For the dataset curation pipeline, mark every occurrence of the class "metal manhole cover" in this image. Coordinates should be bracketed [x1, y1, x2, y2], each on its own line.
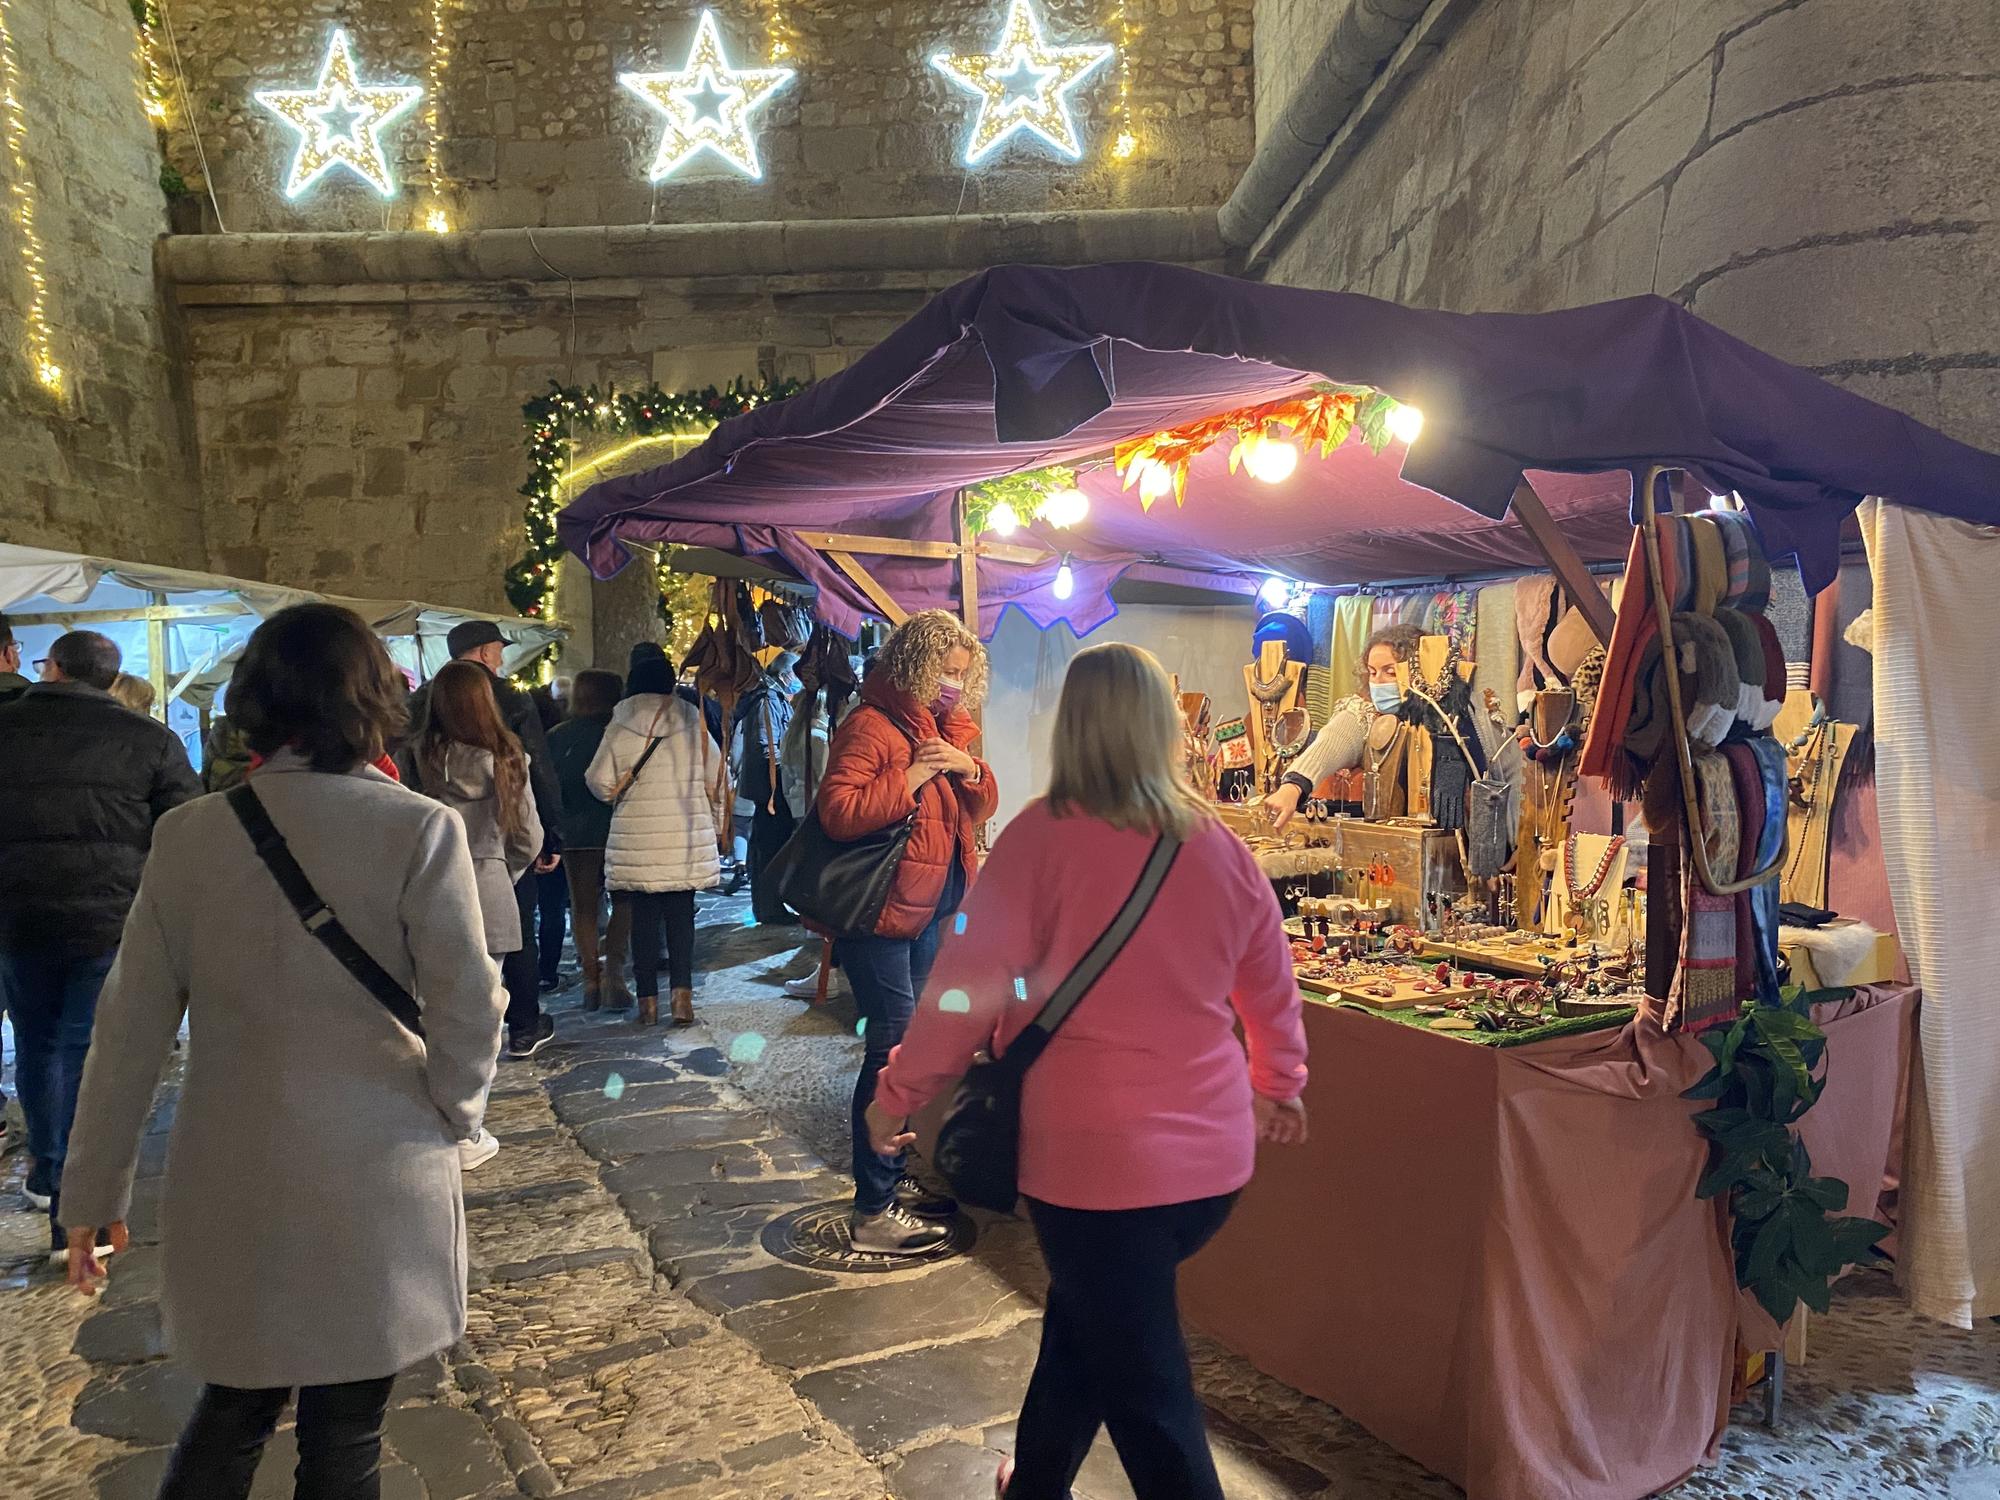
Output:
[761, 1200, 977, 1274]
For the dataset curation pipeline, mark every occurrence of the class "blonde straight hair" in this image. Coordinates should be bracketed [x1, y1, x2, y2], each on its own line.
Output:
[1046, 642, 1214, 840]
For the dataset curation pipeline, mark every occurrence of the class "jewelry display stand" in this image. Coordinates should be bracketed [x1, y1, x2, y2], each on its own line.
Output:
[1243, 639, 1304, 794]
[1546, 833, 1629, 943]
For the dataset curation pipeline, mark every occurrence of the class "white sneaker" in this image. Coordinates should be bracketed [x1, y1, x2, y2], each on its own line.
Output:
[458, 1129, 500, 1171]
[784, 968, 845, 1000]
[24, 1186, 51, 1211]
[48, 1239, 117, 1269]
[849, 1203, 951, 1255]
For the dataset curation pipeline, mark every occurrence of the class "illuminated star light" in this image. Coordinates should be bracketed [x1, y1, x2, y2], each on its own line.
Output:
[931, 0, 1114, 165]
[619, 10, 794, 182]
[254, 28, 423, 200]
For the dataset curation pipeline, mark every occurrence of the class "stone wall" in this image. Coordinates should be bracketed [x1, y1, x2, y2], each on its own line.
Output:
[0, 0, 202, 566]
[1252, 0, 2000, 455]
[158, 0, 1253, 234]
[167, 208, 1225, 617]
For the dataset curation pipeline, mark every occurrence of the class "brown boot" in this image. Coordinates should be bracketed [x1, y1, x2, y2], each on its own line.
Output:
[671, 988, 695, 1027]
[636, 994, 659, 1027]
[606, 976, 633, 1012]
[582, 974, 603, 1012]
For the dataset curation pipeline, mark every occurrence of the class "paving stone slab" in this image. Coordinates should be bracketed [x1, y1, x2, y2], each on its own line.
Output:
[794, 1322, 1043, 1456]
[100, 1244, 162, 1308]
[479, 1244, 648, 1286]
[685, 1262, 842, 1315]
[574, 1108, 774, 1163]
[724, 1257, 1034, 1372]
[382, 1402, 515, 1500]
[72, 1360, 203, 1443]
[95, 1444, 425, 1500]
[589, 1141, 775, 1193]
[73, 1301, 167, 1365]
[723, 1428, 821, 1472]
[125, 1177, 164, 1244]
[673, 1046, 731, 1077]
[646, 1204, 774, 1267]
[549, 1079, 722, 1127]
[391, 1351, 452, 1406]
[614, 1172, 845, 1226]
[544, 1057, 679, 1097]
[461, 1177, 596, 1213]
[888, 1438, 1003, 1500]
[558, 1458, 724, 1498]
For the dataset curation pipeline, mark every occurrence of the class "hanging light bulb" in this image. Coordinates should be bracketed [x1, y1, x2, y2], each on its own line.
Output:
[1387, 403, 1425, 444]
[1237, 430, 1299, 484]
[1259, 575, 1293, 609]
[1053, 557, 1075, 600]
[989, 502, 1021, 537]
[1041, 486, 1090, 528]
[1134, 458, 1173, 506]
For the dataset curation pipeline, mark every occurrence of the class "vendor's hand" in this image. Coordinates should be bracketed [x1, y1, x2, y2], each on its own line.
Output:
[864, 1100, 916, 1158]
[65, 1222, 128, 1295]
[1266, 782, 1304, 834]
[534, 852, 561, 875]
[1253, 1095, 1309, 1146]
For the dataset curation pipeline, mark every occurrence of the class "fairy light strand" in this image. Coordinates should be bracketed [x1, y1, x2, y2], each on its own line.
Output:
[0, 0, 61, 392]
[1110, 0, 1136, 159]
[133, 0, 170, 123]
[762, 0, 795, 62]
[423, 0, 451, 230]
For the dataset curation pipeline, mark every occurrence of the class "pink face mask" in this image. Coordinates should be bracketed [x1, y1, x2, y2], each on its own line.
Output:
[932, 678, 964, 717]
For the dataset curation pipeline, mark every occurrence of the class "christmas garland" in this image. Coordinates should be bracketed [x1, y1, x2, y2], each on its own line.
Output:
[505, 376, 806, 671]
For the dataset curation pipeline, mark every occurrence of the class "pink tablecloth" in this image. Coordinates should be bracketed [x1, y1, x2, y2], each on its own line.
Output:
[1178, 984, 1916, 1500]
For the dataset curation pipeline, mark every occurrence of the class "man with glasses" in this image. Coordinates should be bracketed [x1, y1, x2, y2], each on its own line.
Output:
[0, 615, 27, 705]
[0, 630, 199, 1260]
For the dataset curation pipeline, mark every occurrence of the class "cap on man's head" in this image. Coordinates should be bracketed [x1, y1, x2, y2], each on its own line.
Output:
[447, 620, 507, 658]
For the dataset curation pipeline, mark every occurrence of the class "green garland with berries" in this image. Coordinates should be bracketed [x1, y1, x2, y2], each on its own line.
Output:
[505, 377, 808, 660]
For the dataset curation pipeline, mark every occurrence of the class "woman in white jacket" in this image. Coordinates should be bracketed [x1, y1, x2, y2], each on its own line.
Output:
[586, 651, 720, 1026]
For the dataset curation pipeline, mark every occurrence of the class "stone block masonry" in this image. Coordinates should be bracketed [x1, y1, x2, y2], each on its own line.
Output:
[157, 0, 1254, 235]
[1251, 0, 2000, 458]
[0, 0, 204, 567]
[168, 208, 1224, 616]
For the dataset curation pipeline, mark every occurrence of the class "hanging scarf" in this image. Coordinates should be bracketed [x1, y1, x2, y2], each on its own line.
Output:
[1664, 752, 1743, 1034]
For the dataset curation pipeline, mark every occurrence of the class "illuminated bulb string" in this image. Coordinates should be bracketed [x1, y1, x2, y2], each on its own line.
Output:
[422, 0, 452, 230]
[1109, 0, 1136, 159]
[133, 1, 170, 122]
[0, 0, 60, 392]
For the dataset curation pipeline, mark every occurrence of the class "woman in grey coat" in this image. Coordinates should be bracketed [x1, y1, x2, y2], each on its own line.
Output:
[61, 604, 506, 1500]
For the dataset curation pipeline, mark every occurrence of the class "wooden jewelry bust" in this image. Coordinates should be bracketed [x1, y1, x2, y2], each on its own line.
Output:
[1243, 639, 1304, 794]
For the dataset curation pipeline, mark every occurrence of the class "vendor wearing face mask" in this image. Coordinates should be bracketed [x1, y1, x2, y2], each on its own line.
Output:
[1265, 624, 1422, 833]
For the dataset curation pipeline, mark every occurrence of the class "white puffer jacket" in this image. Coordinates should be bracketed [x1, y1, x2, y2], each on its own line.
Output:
[585, 693, 722, 893]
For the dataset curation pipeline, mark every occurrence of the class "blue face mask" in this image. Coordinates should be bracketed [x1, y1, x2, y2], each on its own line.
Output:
[1369, 681, 1404, 711]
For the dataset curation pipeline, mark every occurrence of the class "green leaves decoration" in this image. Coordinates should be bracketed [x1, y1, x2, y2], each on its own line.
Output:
[1681, 986, 1889, 1325]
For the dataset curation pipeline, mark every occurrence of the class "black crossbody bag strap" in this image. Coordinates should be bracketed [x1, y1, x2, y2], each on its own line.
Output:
[1006, 831, 1183, 1070]
[227, 783, 426, 1040]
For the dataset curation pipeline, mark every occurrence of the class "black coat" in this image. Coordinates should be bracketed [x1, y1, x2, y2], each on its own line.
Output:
[732, 680, 794, 810]
[399, 667, 562, 853]
[0, 683, 201, 957]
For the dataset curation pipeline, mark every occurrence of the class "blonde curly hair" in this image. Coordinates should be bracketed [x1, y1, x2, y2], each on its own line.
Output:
[875, 608, 988, 712]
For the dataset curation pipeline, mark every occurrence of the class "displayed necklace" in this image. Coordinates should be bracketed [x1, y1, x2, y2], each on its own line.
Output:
[1249, 656, 1296, 704]
[1410, 626, 1464, 706]
[1564, 833, 1626, 904]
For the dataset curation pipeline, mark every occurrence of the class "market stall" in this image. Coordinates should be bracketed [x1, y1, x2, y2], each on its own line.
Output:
[557, 261, 2000, 1495]
[0, 543, 562, 768]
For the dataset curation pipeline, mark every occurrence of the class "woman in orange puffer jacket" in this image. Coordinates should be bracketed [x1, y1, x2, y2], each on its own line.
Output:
[817, 609, 998, 1255]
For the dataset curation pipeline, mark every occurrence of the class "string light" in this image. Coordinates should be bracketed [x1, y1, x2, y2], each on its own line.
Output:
[761, 0, 796, 63]
[1041, 486, 1090, 527]
[931, 0, 1113, 165]
[0, 0, 60, 393]
[1108, 0, 1136, 160]
[1387, 403, 1425, 444]
[254, 28, 423, 200]
[988, 502, 1021, 537]
[620, 10, 794, 182]
[421, 0, 452, 230]
[1053, 557, 1075, 600]
[132, 0, 170, 122]
[1236, 430, 1299, 484]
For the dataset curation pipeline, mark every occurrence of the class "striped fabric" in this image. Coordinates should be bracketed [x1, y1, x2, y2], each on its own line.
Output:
[1860, 499, 2000, 1327]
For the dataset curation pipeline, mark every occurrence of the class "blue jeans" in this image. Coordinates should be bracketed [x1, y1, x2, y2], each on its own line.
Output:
[0, 947, 116, 1247]
[841, 862, 965, 1216]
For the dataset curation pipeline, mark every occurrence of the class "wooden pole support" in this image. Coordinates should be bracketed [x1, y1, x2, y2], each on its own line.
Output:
[1511, 478, 1615, 645]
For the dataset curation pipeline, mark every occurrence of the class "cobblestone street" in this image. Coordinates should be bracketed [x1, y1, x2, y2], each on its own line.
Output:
[3, 890, 1997, 1499]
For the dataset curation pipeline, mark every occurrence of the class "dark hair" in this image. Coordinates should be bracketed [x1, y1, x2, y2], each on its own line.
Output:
[625, 655, 675, 698]
[228, 604, 409, 772]
[420, 661, 530, 843]
[0, 614, 14, 651]
[1357, 623, 1423, 694]
[571, 669, 622, 717]
[50, 631, 122, 690]
[530, 684, 565, 731]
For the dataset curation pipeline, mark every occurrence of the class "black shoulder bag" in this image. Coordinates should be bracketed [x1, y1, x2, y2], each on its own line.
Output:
[767, 707, 920, 939]
[933, 832, 1182, 1212]
[227, 784, 425, 1039]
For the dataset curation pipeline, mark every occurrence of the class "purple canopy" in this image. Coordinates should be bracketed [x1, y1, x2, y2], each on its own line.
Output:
[561, 262, 2000, 637]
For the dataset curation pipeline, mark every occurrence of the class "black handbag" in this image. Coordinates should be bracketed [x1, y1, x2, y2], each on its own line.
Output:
[933, 832, 1182, 1212]
[227, 784, 425, 1039]
[766, 706, 918, 939]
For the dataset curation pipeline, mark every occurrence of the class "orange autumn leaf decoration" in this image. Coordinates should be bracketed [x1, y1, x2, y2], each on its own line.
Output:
[1113, 384, 1394, 509]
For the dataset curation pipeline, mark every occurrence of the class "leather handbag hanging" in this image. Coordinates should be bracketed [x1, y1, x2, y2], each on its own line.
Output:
[933, 833, 1183, 1212]
[765, 706, 919, 938]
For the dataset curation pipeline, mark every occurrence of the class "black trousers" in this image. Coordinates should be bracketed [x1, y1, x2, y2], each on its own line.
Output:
[629, 889, 696, 996]
[502, 873, 539, 1036]
[533, 867, 569, 986]
[747, 797, 797, 923]
[159, 1376, 396, 1500]
[1008, 1194, 1237, 1500]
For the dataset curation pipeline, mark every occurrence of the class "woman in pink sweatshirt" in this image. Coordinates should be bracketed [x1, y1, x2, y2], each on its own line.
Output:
[866, 641, 1309, 1500]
